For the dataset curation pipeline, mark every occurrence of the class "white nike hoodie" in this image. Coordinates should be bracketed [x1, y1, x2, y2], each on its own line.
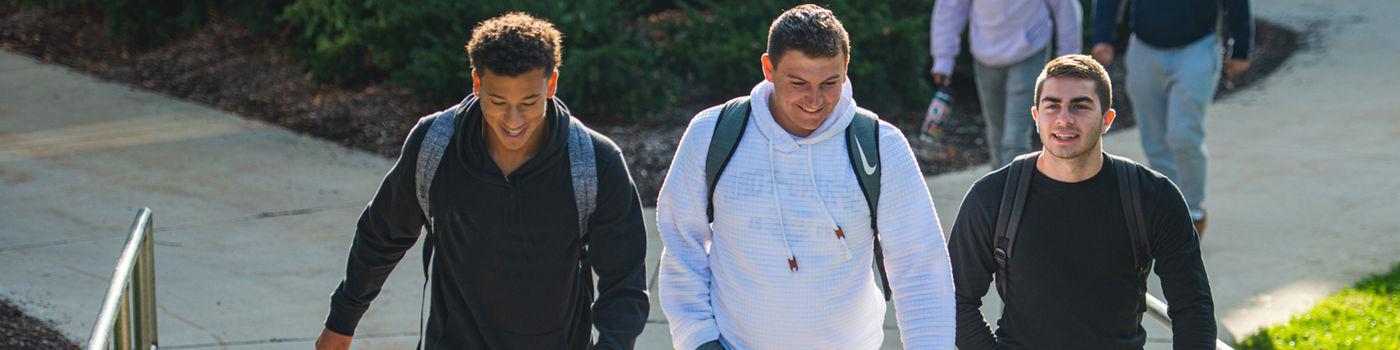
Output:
[657, 80, 955, 349]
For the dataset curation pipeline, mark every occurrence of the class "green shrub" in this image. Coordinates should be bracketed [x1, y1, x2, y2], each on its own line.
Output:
[276, 1, 958, 122]
[40, 0, 1106, 124]
[277, 0, 675, 119]
[25, 0, 291, 48]
[644, 1, 940, 119]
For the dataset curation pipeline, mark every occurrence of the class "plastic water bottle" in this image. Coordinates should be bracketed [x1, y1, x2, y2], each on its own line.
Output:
[920, 88, 954, 142]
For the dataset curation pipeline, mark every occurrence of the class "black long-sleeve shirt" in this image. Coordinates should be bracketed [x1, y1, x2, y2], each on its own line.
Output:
[949, 154, 1215, 349]
[1093, 0, 1254, 59]
[325, 97, 649, 349]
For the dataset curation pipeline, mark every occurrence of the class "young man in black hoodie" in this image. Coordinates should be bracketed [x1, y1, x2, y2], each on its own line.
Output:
[315, 13, 649, 350]
[949, 55, 1215, 349]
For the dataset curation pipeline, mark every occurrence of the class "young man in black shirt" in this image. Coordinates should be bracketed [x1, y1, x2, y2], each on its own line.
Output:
[315, 13, 649, 350]
[949, 54, 1215, 349]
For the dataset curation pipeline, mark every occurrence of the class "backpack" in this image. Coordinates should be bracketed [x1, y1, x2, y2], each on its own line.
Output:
[991, 151, 1152, 320]
[703, 96, 893, 300]
[411, 95, 599, 344]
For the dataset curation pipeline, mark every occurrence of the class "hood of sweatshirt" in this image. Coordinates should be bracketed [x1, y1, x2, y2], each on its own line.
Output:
[455, 95, 572, 185]
[748, 79, 857, 151]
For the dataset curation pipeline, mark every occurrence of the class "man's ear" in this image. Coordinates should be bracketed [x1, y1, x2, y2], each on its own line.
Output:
[1030, 105, 1039, 123]
[546, 70, 559, 98]
[471, 69, 481, 95]
[761, 53, 775, 82]
[1102, 108, 1117, 134]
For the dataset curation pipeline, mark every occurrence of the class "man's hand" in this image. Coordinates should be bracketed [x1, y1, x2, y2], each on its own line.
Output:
[1091, 43, 1115, 66]
[930, 72, 950, 87]
[1224, 58, 1250, 80]
[315, 328, 352, 350]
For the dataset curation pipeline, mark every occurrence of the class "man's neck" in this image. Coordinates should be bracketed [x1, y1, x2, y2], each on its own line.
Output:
[489, 147, 533, 177]
[1036, 149, 1105, 183]
[485, 120, 548, 177]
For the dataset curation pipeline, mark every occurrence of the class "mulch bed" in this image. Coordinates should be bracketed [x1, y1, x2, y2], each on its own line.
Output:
[0, 299, 79, 350]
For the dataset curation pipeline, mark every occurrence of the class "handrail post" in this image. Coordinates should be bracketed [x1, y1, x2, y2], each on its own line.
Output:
[114, 294, 131, 350]
[133, 217, 157, 350]
[129, 247, 143, 350]
[86, 208, 158, 350]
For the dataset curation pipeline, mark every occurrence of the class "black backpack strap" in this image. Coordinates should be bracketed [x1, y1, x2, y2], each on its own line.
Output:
[845, 108, 890, 300]
[704, 97, 753, 223]
[1110, 154, 1152, 318]
[1110, 155, 1151, 274]
[993, 152, 1039, 298]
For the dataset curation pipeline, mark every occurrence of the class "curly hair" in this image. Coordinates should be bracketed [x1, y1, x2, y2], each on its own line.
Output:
[1035, 54, 1113, 112]
[466, 12, 563, 77]
[766, 4, 850, 67]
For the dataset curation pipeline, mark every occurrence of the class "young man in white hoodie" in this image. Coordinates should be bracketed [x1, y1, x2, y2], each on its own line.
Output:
[657, 4, 955, 349]
[931, 0, 1082, 168]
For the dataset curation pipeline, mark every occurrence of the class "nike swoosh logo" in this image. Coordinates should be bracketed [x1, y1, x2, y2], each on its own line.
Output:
[855, 137, 877, 175]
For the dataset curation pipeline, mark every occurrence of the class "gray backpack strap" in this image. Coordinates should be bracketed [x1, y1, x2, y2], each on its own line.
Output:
[563, 98, 598, 286]
[845, 109, 890, 300]
[415, 96, 476, 219]
[993, 151, 1040, 299]
[704, 97, 753, 223]
[567, 113, 598, 238]
[410, 95, 473, 349]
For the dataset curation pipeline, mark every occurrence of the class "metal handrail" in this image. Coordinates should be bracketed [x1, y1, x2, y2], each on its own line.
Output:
[1146, 293, 1232, 350]
[86, 208, 159, 350]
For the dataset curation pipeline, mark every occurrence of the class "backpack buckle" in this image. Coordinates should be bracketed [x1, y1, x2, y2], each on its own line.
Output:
[993, 248, 1008, 267]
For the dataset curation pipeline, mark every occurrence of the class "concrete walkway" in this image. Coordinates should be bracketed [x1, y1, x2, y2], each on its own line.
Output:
[2, 1, 1397, 348]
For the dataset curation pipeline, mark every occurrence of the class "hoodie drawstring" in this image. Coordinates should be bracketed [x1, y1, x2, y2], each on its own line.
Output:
[769, 143, 799, 273]
[806, 147, 854, 261]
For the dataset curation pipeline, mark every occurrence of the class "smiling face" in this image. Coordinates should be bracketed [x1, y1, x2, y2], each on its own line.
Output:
[762, 50, 847, 137]
[1032, 76, 1115, 161]
[472, 68, 557, 159]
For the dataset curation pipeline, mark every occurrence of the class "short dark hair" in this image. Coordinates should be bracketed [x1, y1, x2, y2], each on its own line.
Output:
[766, 4, 850, 66]
[466, 12, 562, 77]
[1035, 54, 1113, 112]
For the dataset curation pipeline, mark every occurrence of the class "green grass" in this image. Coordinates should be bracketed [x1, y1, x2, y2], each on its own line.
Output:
[1238, 262, 1400, 349]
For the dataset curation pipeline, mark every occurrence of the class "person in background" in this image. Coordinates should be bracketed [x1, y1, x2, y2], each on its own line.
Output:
[931, 0, 1083, 168]
[1092, 0, 1254, 238]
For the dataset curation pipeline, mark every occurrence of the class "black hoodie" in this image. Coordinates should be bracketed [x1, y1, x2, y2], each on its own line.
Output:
[325, 96, 649, 349]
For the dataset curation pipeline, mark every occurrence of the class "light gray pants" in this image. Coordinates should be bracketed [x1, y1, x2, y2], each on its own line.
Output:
[1125, 34, 1221, 217]
[974, 48, 1049, 168]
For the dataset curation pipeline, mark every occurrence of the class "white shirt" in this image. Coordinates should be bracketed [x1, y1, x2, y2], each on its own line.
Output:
[930, 0, 1083, 75]
[657, 81, 955, 349]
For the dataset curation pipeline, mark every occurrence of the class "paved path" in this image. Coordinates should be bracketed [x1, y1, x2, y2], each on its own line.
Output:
[2, 1, 1397, 348]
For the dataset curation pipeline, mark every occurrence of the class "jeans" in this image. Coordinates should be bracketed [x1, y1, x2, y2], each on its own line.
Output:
[1125, 34, 1221, 217]
[974, 47, 1049, 168]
